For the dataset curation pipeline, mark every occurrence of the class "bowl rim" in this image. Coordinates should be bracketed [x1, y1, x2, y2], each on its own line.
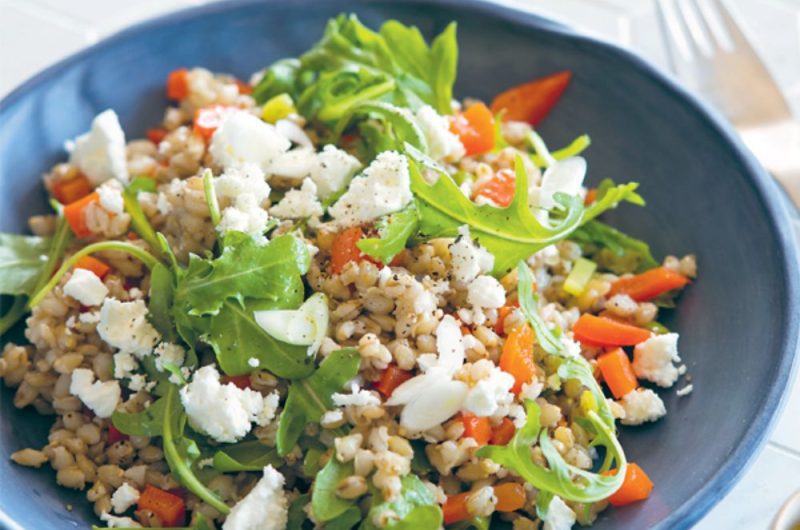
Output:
[1, 1, 798, 529]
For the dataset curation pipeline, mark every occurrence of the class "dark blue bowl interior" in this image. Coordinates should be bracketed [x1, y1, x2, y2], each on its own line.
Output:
[1, 1, 798, 529]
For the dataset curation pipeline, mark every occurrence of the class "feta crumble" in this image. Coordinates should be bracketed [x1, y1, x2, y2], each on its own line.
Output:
[448, 225, 495, 285]
[97, 181, 125, 214]
[462, 361, 515, 417]
[210, 112, 291, 172]
[69, 368, 121, 418]
[633, 333, 681, 388]
[414, 105, 465, 162]
[68, 109, 129, 185]
[110, 483, 140, 514]
[269, 178, 324, 219]
[63, 269, 109, 307]
[100, 513, 142, 528]
[97, 299, 161, 358]
[543, 495, 577, 530]
[154, 342, 186, 372]
[329, 151, 412, 227]
[180, 365, 279, 443]
[217, 194, 271, 237]
[467, 275, 506, 310]
[332, 383, 381, 408]
[222, 465, 288, 530]
[619, 388, 667, 426]
[112, 352, 138, 380]
[313, 145, 362, 198]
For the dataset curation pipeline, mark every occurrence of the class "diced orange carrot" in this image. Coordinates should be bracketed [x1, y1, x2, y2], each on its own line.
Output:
[63, 192, 100, 238]
[606, 463, 654, 506]
[442, 492, 472, 525]
[499, 324, 536, 394]
[572, 314, 651, 347]
[147, 128, 168, 144]
[490, 71, 572, 125]
[221, 374, 252, 390]
[374, 364, 413, 397]
[52, 174, 92, 205]
[193, 105, 235, 140]
[494, 482, 526, 512]
[495, 305, 515, 336]
[596, 348, 638, 399]
[609, 266, 690, 302]
[74, 256, 111, 280]
[166, 68, 189, 101]
[474, 168, 516, 207]
[330, 226, 381, 274]
[462, 413, 492, 446]
[138, 484, 186, 527]
[235, 79, 253, 95]
[449, 102, 495, 156]
[490, 417, 516, 446]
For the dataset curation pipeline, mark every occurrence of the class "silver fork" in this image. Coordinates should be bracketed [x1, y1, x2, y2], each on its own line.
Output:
[656, 0, 800, 206]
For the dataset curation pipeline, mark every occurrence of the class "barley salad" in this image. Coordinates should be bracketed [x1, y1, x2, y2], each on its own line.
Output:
[0, 14, 696, 530]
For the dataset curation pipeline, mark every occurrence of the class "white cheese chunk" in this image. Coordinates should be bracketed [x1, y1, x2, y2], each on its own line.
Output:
[97, 299, 161, 358]
[210, 111, 291, 171]
[63, 268, 109, 307]
[414, 105, 465, 162]
[543, 496, 576, 530]
[222, 465, 288, 530]
[68, 109, 129, 185]
[113, 352, 138, 380]
[180, 365, 279, 443]
[217, 194, 271, 237]
[111, 483, 140, 514]
[215, 163, 271, 205]
[632, 333, 681, 388]
[619, 388, 667, 426]
[270, 178, 324, 219]
[329, 151, 412, 227]
[467, 275, 506, 310]
[448, 225, 495, 285]
[154, 342, 186, 372]
[97, 181, 125, 214]
[100, 513, 142, 528]
[313, 145, 362, 199]
[462, 362, 515, 417]
[331, 383, 381, 408]
[69, 368, 120, 418]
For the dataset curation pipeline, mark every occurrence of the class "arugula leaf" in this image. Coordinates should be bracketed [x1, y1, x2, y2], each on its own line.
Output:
[148, 262, 177, 342]
[288, 493, 313, 530]
[325, 507, 362, 530]
[332, 101, 428, 158]
[516, 263, 561, 355]
[450, 517, 492, 530]
[570, 220, 658, 274]
[583, 178, 644, 223]
[255, 15, 458, 121]
[531, 134, 591, 167]
[123, 177, 164, 260]
[276, 348, 361, 455]
[361, 475, 443, 530]
[311, 457, 356, 521]
[410, 155, 584, 275]
[162, 385, 230, 514]
[0, 233, 52, 296]
[302, 446, 325, 477]
[357, 203, 419, 264]
[212, 440, 281, 472]
[171, 233, 314, 378]
[111, 396, 168, 437]
[91, 512, 216, 530]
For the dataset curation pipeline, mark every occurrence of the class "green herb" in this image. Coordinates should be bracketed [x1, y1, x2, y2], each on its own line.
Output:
[302, 446, 325, 477]
[516, 263, 561, 355]
[162, 385, 230, 514]
[254, 15, 458, 122]
[531, 134, 591, 167]
[288, 493, 313, 530]
[148, 262, 178, 342]
[276, 348, 361, 455]
[492, 110, 508, 152]
[644, 321, 670, 334]
[0, 233, 53, 296]
[123, 177, 165, 260]
[361, 475, 443, 530]
[583, 178, 644, 223]
[571, 220, 658, 274]
[410, 155, 584, 275]
[357, 203, 420, 264]
[332, 101, 428, 159]
[91, 512, 216, 530]
[202, 169, 221, 226]
[562, 257, 597, 296]
[410, 439, 433, 475]
[212, 440, 281, 472]
[449, 516, 492, 530]
[111, 395, 168, 437]
[311, 457, 356, 522]
[171, 233, 314, 378]
[325, 507, 362, 530]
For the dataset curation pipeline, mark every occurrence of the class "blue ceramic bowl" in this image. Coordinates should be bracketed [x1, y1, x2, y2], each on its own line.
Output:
[1, 1, 798, 529]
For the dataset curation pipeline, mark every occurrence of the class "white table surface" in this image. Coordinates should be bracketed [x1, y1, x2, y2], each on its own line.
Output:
[1, 0, 799, 528]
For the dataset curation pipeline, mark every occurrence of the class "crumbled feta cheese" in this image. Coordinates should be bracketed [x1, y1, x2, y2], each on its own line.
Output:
[313, 145, 362, 198]
[467, 275, 506, 310]
[97, 299, 161, 358]
[215, 163, 271, 205]
[462, 363, 515, 417]
[449, 225, 495, 285]
[154, 342, 186, 372]
[275, 119, 313, 149]
[222, 465, 288, 530]
[210, 112, 291, 171]
[434, 315, 466, 375]
[217, 194, 271, 237]
[543, 496, 576, 530]
[100, 513, 142, 528]
[332, 383, 381, 408]
[320, 409, 344, 426]
[632, 333, 681, 388]
[414, 105, 465, 162]
[69, 368, 121, 418]
[63, 269, 109, 307]
[79, 310, 101, 324]
[97, 180, 125, 214]
[268, 148, 319, 180]
[111, 483, 140, 514]
[156, 191, 173, 215]
[329, 151, 412, 227]
[519, 381, 544, 401]
[113, 352, 138, 380]
[619, 388, 667, 426]
[269, 178, 323, 219]
[180, 365, 279, 443]
[127, 374, 148, 392]
[68, 109, 129, 185]
[248, 357, 260, 368]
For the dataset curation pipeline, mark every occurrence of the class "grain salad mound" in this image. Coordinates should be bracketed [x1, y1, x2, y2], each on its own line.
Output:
[0, 14, 696, 530]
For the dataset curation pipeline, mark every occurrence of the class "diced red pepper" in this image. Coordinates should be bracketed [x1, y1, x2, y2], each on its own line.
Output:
[52, 174, 92, 205]
[138, 484, 186, 527]
[147, 128, 168, 144]
[374, 364, 413, 397]
[193, 105, 235, 140]
[490, 71, 572, 125]
[474, 168, 516, 207]
[442, 492, 472, 525]
[490, 417, 516, 445]
[75, 256, 111, 280]
[461, 413, 492, 446]
[107, 425, 128, 445]
[63, 191, 100, 238]
[222, 374, 252, 390]
[572, 314, 652, 347]
[608, 266, 690, 302]
[605, 463, 654, 506]
[330, 226, 381, 274]
[166, 68, 189, 101]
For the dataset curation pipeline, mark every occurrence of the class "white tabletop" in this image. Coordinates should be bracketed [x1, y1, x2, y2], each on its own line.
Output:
[1, 0, 799, 528]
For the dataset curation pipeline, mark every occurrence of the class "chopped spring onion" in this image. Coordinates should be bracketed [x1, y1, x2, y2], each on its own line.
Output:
[644, 321, 670, 334]
[253, 292, 329, 356]
[202, 168, 220, 226]
[563, 257, 597, 296]
[532, 134, 591, 167]
[261, 93, 297, 123]
[527, 130, 555, 167]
